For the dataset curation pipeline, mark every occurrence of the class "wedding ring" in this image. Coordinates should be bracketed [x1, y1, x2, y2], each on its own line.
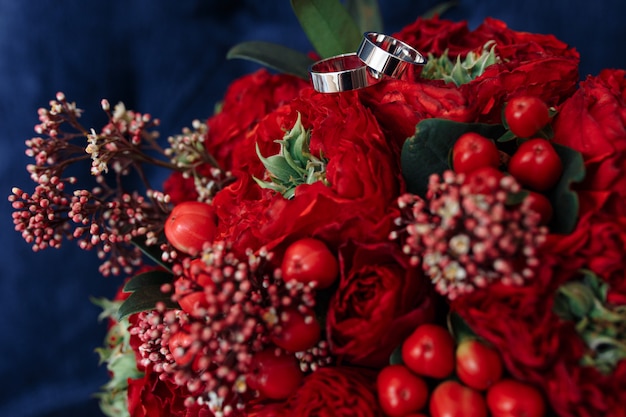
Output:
[357, 32, 426, 79]
[309, 53, 380, 93]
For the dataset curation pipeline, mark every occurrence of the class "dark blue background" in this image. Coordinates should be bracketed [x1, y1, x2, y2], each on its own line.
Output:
[1, 1, 624, 416]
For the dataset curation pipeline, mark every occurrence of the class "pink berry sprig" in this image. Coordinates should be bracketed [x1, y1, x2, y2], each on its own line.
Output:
[8, 93, 229, 276]
[131, 242, 326, 415]
[393, 170, 547, 300]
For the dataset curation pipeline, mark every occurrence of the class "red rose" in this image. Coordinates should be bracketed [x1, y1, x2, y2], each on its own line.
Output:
[553, 69, 626, 217]
[284, 366, 383, 417]
[545, 211, 626, 297]
[213, 90, 404, 254]
[205, 69, 307, 171]
[326, 241, 436, 368]
[359, 78, 474, 148]
[127, 368, 214, 417]
[394, 17, 579, 122]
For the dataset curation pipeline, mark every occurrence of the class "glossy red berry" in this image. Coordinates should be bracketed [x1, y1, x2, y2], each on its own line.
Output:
[456, 339, 504, 391]
[487, 379, 546, 417]
[452, 132, 501, 174]
[401, 324, 455, 379]
[281, 238, 339, 289]
[247, 349, 303, 400]
[464, 166, 506, 194]
[430, 380, 487, 417]
[525, 191, 554, 225]
[377, 365, 429, 417]
[271, 309, 321, 352]
[168, 331, 196, 366]
[504, 96, 551, 138]
[508, 138, 563, 191]
[164, 201, 217, 255]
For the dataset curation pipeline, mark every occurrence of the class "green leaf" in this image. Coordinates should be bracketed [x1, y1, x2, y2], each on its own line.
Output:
[117, 270, 177, 320]
[421, 0, 458, 19]
[545, 143, 585, 234]
[389, 344, 403, 365]
[447, 311, 476, 344]
[401, 119, 505, 196]
[117, 285, 178, 320]
[290, 0, 363, 58]
[505, 190, 529, 206]
[123, 269, 174, 292]
[131, 236, 172, 272]
[226, 41, 314, 80]
[346, 0, 383, 32]
[496, 130, 516, 143]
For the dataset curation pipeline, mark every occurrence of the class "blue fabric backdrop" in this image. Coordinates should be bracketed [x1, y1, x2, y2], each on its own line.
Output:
[1, 1, 624, 416]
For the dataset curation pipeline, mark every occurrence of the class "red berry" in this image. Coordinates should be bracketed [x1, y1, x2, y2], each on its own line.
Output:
[168, 331, 196, 366]
[456, 339, 504, 390]
[504, 96, 551, 138]
[430, 380, 487, 417]
[464, 166, 506, 194]
[452, 132, 501, 174]
[401, 324, 455, 379]
[281, 238, 339, 289]
[247, 349, 303, 400]
[508, 138, 563, 191]
[377, 365, 429, 417]
[525, 191, 553, 225]
[164, 201, 217, 255]
[271, 309, 321, 353]
[487, 379, 546, 417]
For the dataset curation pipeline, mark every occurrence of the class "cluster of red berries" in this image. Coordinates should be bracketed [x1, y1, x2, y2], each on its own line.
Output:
[451, 96, 563, 226]
[152, 201, 342, 414]
[376, 323, 547, 417]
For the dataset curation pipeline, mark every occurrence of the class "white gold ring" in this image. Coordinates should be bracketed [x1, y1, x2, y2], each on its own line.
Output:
[309, 53, 380, 93]
[357, 32, 426, 79]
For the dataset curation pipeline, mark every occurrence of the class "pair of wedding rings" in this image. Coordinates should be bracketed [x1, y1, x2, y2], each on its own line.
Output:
[310, 32, 426, 93]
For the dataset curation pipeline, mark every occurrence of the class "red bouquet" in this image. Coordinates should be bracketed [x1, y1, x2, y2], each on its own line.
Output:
[9, 1, 626, 416]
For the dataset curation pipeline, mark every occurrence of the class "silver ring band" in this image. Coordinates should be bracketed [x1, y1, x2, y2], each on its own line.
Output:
[309, 53, 380, 93]
[357, 32, 426, 79]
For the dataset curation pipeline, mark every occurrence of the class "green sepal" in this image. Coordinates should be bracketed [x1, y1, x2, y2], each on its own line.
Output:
[254, 113, 328, 198]
[346, 0, 383, 32]
[226, 41, 314, 80]
[256, 143, 302, 181]
[422, 41, 499, 86]
[117, 270, 178, 320]
[401, 118, 505, 197]
[545, 143, 585, 234]
[290, 0, 362, 58]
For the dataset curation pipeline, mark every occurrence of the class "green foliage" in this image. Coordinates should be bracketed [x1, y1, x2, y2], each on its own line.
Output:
[117, 270, 178, 320]
[401, 118, 505, 197]
[92, 297, 143, 417]
[290, 0, 363, 58]
[227, 41, 314, 80]
[422, 41, 500, 86]
[254, 113, 329, 199]
[553, 271, 626, 374]
[546, 143, 585, 234]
